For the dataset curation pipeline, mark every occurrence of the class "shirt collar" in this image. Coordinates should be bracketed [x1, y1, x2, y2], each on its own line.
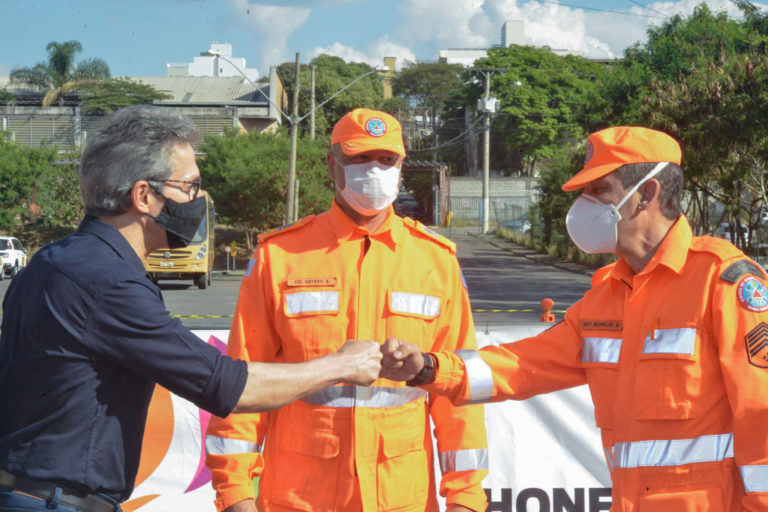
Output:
[610, 215, 691, 280]
[77, 215, 148, 276]
[328, 199, 403, 249]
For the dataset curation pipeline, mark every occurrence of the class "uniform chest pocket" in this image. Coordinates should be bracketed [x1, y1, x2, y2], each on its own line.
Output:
[635, 327, 702, 420]
[581, 336, 622, 429]
[386, 291, 440, 351]
[280, 290, 342, 359]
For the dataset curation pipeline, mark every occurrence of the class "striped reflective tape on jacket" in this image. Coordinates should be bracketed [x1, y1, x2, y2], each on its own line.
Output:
[456, 349, 494, 404]
[390, 292, 440, 317]
[740, 464, 768, 492]
[642, 327, 696, 355]
[582, 337, 622, 364]
[205, 435, 261, 456]
[605, 433, 733, 470]
[439, 448, 489, 473]
[285, 291, 339, 314]
[299, 385, 427, 408]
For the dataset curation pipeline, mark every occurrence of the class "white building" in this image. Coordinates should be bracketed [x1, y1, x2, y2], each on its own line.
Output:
[166, 43, 259, 82]
[439, 20, 525, 66]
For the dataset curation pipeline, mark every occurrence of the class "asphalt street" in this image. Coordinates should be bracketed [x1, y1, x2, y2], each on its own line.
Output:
[0, 229, 595, 331]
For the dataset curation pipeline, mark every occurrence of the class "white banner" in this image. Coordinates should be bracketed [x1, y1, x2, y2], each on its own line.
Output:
[124, 327, 612, 512]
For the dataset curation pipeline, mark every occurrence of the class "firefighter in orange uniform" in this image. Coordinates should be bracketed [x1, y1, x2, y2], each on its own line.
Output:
[384, 127, 768, 511]
[205, 108, 488, 512]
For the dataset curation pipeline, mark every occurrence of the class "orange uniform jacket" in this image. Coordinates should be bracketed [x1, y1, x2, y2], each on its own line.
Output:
[427, 216, 768, 511]
[206, 201, 488, 512]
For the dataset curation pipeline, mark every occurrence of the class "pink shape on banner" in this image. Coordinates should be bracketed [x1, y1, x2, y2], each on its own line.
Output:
[184, 334, 228, 493]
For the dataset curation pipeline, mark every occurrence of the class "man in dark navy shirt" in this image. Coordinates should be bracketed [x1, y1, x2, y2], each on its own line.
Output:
[0, 105, 383, 512]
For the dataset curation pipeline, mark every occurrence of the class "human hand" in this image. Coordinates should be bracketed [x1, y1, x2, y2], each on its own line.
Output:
[337, 340, 382, 386]
[379, 337, 424, 381]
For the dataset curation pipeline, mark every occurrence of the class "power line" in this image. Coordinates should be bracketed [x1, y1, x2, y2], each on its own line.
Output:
[627, 0, 669, 18]
[537, 0, 665, 18]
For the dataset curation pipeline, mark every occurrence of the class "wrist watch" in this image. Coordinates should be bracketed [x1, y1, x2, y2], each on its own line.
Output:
[406, 352, 437, 386]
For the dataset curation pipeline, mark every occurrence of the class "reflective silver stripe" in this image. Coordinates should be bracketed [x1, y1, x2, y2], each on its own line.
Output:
[457, 349, 494, 404]
[740, 464, 768, 492]
[642, 327, 696, 355]
[582, 337, 622, 364]
[285, 291, 339, 314]
[390, 291, 440, 317]
[244, 257, 257, 277]
[609, 433, 733, 469]
[439, 448, 489, 473]
[300, 385, 427, 408]
[205, 435, 261, 456]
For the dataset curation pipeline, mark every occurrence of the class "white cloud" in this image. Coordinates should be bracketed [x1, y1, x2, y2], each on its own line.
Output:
[226, 0, 311, 71]
[310, 36, 417, 70]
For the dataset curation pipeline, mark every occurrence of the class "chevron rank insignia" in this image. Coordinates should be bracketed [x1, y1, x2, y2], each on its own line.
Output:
[745, 322, 768, 368]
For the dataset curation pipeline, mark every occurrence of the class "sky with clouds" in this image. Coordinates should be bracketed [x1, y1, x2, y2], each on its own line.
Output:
[0, 0, 765, 79]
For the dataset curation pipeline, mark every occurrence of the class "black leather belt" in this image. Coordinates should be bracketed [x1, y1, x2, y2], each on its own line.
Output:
[0, 469, 117, 512]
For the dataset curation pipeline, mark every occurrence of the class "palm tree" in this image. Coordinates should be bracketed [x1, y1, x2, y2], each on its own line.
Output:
[10, 40, 110, 106]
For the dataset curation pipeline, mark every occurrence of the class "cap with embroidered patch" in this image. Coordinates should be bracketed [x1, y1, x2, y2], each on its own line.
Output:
[562, 126, 682, 191]
[331, 108, 406, 157]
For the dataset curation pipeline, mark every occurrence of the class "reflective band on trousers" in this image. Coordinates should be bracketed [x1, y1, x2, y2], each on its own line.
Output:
[741, 464, 768, 493]
[456, 349, 494, 404]
[582, 337, 622, 364]
[606, 433, 733, 470]
[439, 448, 489, 473]
[205, 435, 261, 456]
[299, 385, 427, 408]
[642, 327, 696, 355]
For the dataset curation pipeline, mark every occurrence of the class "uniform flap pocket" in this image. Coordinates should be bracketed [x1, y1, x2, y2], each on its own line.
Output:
[284, 428, 340, 458]
[381, 427, 424, 458]
[388, 291, 440, 319]
[283, 290, 340, 317]
[581, 336, 622, 366]
[641, 327, 697, 360]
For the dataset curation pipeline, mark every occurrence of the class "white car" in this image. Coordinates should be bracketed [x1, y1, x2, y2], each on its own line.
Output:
[0, 236, 27, 280]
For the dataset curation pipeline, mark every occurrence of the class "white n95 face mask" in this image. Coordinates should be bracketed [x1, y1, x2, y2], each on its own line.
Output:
[566, 162, 669, 254]
[336, 159, 400, 216]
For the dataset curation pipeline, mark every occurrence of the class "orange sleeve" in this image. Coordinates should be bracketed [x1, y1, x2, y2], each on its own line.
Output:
[205, 246, 281, 511]
[428, 256, 487, 512]
[711, 259, 768, 509]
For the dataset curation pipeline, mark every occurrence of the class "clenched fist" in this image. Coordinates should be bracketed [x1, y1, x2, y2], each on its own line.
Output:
[379, 337, 424, 381]
[336, 340, 383, 386]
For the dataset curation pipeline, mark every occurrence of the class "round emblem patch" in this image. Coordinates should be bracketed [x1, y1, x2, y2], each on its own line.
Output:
[737, 276, 768, 312]
[365, 117, 387, 137]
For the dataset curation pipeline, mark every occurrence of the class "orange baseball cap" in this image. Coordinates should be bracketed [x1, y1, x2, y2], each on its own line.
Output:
[562, 126, 682, 191]
[331, 108, 406, 157]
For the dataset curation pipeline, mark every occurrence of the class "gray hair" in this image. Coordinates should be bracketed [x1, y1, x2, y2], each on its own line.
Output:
[79, 105, 198, 216]
[615, 162, 683, 220]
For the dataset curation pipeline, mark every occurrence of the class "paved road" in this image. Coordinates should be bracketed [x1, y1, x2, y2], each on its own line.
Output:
[0, 230, 595, 330]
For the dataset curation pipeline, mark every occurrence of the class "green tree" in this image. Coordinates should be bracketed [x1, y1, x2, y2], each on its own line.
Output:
[0, 134, 56, 232]
[10, 40, 110, 106]
[199, 129, 332, 250]
[278, 54, 385, 136]
[77, 78, 172, 114]
[33, 153, 83, 229]
[471, 45, 606, 177]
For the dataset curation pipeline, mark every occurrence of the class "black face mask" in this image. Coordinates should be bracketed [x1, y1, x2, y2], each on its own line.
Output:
[148, 195, 207, 249]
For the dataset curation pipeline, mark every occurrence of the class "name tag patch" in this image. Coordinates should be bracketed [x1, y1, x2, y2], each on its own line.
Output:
[287, 278, 337, 287]
[581, 319, 623, 331]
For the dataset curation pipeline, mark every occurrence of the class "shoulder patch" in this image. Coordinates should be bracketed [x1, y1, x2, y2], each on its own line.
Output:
[257, 215, 315, 244]
[402, 217, 456, 253]
[721, 259, 766, 283]
[745, 322, 768, 368]
[737, 276, 768, 312]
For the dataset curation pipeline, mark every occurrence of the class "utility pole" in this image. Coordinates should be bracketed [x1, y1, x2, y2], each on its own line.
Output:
[470, 67, 507, 234]
[310, 65, 316, 140]
[287, 52, 300, 224]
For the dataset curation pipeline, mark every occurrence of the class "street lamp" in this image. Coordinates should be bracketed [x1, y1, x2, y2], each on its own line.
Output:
[207, 50, 387, 223]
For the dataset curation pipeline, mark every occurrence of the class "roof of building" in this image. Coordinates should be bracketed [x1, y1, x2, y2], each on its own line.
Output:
[127, 76, 270, 105]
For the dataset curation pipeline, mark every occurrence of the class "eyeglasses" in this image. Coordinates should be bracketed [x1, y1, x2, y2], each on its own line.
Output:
[147, 178, 202, 200]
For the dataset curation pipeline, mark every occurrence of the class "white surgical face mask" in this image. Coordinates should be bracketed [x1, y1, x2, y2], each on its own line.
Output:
[336, 158, 400, 216]
[566, 162, 669, 254]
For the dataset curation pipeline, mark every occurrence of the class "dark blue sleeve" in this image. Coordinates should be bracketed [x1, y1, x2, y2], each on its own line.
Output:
[81, 278, 247, 417]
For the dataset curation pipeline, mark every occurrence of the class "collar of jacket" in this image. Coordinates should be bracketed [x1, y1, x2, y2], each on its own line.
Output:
[77, 215, 148, 276]
[609, 214, 691, 282]
[328, 199, 403, 251]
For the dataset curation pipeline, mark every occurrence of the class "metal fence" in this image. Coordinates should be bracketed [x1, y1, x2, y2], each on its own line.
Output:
[448, 195, 533, 229]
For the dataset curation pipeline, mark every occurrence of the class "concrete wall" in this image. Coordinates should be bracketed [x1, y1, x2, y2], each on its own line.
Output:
[448, 176, 538, 224]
